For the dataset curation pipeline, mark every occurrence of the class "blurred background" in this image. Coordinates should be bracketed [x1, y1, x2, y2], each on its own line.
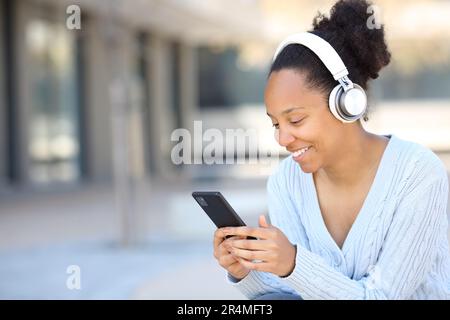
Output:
[0, 0, 449, 299]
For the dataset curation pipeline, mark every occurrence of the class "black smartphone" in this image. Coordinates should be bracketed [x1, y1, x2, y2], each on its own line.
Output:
[192, 191, 256, 239]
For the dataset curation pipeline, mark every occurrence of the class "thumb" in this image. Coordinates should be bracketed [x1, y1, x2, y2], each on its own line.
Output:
[259, 215, 270, 228]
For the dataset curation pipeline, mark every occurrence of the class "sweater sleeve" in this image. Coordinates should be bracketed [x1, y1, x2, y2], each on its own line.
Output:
[280, 163, 449, 299]
[226, 270, 298, 299]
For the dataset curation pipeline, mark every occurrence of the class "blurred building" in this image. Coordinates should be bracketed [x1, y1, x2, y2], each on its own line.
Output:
[0, 0, 271, 191]
[1, 0, 449, 193]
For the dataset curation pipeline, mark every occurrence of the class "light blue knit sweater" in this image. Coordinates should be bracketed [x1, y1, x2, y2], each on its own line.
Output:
[229, 134, 450, 299]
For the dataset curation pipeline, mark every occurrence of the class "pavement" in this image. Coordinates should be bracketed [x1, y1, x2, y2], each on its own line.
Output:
[0, 177, 265, 300]
[0, 239, 246, 299]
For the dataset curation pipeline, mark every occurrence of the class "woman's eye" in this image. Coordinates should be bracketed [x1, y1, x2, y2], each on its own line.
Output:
[272, 123, 279, 129]
[291, 119, 303, 125]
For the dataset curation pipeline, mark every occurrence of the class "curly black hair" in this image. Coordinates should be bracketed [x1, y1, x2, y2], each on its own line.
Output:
[270, 0, 391, 121]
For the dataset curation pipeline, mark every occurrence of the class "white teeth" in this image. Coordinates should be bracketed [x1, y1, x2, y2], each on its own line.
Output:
[292, 146, 310, 157]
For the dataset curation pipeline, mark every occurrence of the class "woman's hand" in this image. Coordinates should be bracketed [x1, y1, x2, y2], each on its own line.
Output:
[221, 215, 297, 277]
[213, 230, 250, 280]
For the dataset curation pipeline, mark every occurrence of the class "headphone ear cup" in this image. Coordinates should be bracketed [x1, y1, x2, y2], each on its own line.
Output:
[339, 84, 367, 121]
[328, 85, 346, 122]
[328, 84, 367, 123]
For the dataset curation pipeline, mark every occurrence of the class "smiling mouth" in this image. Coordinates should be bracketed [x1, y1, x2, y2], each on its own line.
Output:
[291, 146, 311, 158]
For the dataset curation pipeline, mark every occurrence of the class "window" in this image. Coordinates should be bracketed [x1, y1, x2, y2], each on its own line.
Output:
[25, 18, 82, 184]
[198, 46, 266, 109]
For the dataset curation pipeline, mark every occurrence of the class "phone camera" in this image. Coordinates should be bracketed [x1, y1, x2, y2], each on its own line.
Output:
[196, 197, 208, 207]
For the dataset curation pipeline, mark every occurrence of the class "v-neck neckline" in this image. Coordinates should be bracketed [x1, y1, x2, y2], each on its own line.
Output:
[308, 134, 395, 255]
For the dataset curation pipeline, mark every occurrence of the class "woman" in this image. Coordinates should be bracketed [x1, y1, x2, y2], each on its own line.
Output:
[213, 0, 450, 299]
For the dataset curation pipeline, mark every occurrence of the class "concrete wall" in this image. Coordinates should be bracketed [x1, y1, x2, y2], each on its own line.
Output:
[179, 43, 198, 134]
[148, 36, 179, 179]
[0, 0, 214, 188]
[82, 16, 113, 182]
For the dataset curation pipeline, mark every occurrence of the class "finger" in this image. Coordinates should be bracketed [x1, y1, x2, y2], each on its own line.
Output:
[214, 228, 234, 249]
[215, 234, 244, 259]
[259, 215, 270, 228]
[231, 247, 271, 262]
[231, 239, 272, 251]
[236, 256, 270, 273]
[222, 226, 272, 240]
[218, 253, 238, 268]
[214, 228, 226, 247]
[216, 241, 230, 258]
[222, 236, 242, 247]
[219, 236, 242, 253]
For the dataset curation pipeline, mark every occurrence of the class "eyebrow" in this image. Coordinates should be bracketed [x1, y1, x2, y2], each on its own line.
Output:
[266, 106, 305, 117]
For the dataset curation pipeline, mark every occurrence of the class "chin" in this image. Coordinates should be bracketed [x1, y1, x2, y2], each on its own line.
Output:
[296, 163, 319, 174]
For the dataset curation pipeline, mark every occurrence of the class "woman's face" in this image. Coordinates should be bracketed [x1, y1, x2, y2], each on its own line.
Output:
[265, 68, 345, 173]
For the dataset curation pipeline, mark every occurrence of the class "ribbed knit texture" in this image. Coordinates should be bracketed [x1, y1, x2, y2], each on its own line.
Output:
[228, 134, 450, 299]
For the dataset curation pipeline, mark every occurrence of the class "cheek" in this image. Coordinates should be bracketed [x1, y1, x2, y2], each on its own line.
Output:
[292, 123, 317, 142]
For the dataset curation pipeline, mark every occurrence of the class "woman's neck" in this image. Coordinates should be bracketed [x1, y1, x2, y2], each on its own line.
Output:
[315, 131, 389, 190]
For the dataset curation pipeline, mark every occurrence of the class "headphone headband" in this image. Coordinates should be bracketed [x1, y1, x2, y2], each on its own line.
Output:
[272, 32, 367, 123]
[272, 32, 348, 81]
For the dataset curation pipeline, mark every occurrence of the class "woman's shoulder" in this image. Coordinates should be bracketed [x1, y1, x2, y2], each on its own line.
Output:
[390, 135, 448, 186]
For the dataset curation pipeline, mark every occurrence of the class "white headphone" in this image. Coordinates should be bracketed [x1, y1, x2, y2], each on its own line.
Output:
[272, 32, 367, 123]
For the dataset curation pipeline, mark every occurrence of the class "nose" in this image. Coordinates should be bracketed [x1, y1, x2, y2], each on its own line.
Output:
[276, 127, 295, 147]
